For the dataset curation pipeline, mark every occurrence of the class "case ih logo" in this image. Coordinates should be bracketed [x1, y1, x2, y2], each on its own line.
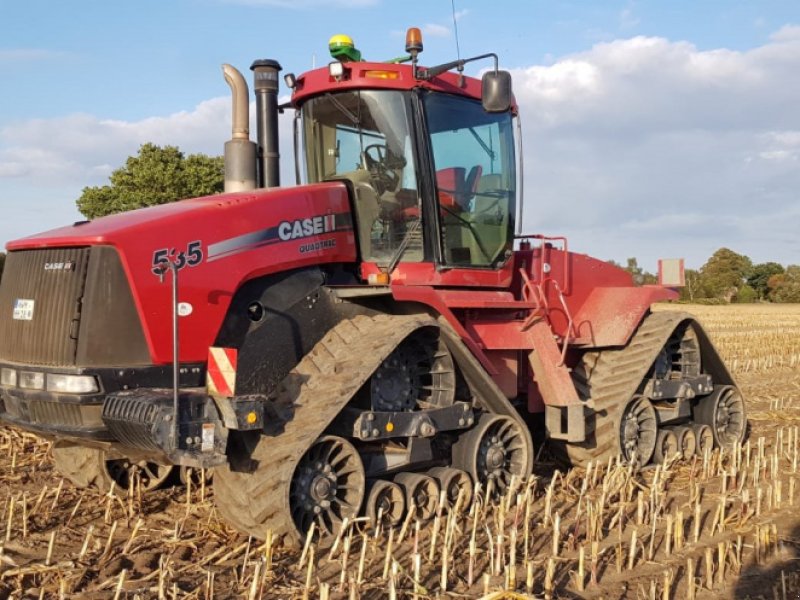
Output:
[278, 215, 336, 241]
[44, 261, 75, 271]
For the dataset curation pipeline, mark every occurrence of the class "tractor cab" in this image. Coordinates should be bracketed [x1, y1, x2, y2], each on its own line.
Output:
[290, 31, 519, 286]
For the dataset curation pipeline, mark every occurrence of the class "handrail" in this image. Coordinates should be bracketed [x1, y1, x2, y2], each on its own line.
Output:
[515, 234, 571, 295]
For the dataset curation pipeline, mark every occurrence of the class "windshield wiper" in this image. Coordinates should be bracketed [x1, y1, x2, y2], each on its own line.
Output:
[440, 205, 492, 261]
[386, 219, 422, 275]
[468, 128, 495, 161]
[325, 93, 360, 126]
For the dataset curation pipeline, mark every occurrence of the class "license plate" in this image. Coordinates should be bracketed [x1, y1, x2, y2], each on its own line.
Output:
[12, 299, 34, 321]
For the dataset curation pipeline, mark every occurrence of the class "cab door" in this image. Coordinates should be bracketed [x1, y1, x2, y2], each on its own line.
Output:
[422, 92, 517, 273]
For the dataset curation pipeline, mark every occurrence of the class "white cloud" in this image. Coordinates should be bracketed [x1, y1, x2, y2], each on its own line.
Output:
[770, 24, 800, 42]
[2, 27, 800, 269]
[511, 30, 800, 267]
[423, 23, 451, 39]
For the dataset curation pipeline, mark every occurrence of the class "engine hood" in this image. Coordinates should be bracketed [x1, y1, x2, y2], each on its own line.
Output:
[6, 183, 357, 364]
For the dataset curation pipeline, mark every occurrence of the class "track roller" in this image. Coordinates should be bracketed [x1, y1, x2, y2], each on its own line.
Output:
[394, 472, 439, 522]
[618, 395, 658, 465]
[653, 429, 679, 464]
[694, 385, 747, 449]
[427, 467, 473, 511]
[365, 480, 405, 528]
[452, 413, 530, 496]
[691, 423, 714, 456]
[667, 426, 697, 460]
[289, 435, 365, 538]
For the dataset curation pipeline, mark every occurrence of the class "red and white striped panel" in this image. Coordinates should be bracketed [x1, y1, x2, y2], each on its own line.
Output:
[207, 347, 238, 397]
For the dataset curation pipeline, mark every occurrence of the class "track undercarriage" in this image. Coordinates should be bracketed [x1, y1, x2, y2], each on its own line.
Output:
[552, 310, 746, 468]
[213, 313, 534, 546]
[49, 310, 745, 547]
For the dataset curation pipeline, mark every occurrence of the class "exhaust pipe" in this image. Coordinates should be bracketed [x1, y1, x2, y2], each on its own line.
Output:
[222, 64, 257, 192]
[250, 59, 282, 188]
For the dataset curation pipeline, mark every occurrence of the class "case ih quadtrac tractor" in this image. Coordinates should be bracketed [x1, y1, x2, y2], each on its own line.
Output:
[0, 30, 745, 545]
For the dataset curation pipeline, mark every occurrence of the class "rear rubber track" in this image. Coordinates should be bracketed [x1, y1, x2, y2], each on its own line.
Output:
[552, 310, 732, 467]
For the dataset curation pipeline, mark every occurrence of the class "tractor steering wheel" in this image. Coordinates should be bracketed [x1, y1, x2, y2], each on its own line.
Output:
[363, 144, 400, 196]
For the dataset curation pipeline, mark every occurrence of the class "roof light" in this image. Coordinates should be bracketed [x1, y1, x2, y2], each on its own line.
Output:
[329, 34, 362, 62]
[405, 27, 423, 56]
[329, 61, 346, 79]
[363, 70, 399, 80]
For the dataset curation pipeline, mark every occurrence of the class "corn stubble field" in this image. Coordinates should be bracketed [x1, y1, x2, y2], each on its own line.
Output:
[1, 304, 799, 599]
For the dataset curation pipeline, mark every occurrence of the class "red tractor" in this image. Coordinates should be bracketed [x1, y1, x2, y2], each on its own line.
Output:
[0, 29, 745, 545]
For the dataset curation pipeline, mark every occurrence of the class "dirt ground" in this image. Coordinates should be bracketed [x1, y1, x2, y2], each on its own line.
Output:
[0, 308, 798, 599]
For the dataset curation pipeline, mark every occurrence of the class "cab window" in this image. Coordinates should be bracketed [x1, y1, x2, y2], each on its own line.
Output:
[424, 93, 516, 268]
[301, 90, 423, 264]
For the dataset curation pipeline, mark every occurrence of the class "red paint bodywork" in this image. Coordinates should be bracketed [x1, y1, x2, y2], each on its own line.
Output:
[291, 61, 512, 110]
[4, 61, 678, 418]
[9, 183, 356, 364]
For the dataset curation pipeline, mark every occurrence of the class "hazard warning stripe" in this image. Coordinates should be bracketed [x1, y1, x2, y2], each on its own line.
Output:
[207, 347, 238, 397]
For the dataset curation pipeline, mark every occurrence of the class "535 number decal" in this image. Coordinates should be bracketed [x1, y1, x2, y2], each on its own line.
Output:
[151, 241, 204, 276]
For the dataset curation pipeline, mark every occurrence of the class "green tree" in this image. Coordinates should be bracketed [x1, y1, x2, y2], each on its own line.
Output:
[623, 257, 657, 286]
[698, 248, 753, 301]
[734, 284, 758, 303]
[770, 265, 800, 303]
[76, 143, 224, 218]
[746, 262, 785, 300]
[679, 268, 703, 301]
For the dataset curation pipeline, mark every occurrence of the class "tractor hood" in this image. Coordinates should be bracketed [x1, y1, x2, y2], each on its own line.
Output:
[6, 183, 356, 364]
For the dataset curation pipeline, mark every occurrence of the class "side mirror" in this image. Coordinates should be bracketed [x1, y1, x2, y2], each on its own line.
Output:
[482, 70, 513, 112]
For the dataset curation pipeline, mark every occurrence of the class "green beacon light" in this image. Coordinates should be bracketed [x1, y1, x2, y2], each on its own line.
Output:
[329, 34, 361, 62]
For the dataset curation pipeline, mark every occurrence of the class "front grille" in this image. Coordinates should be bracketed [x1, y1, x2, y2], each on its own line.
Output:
[3, 395, 103, 429]
[0, 248, 91, 366]
[29, 400, 84, 427]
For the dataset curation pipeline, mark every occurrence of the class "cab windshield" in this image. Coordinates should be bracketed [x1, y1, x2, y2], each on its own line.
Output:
[301, 90, 422, 264]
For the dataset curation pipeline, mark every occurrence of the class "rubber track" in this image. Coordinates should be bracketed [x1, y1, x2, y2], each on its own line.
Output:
[213, 314, 444, 547]
[553, 310, 722, 467]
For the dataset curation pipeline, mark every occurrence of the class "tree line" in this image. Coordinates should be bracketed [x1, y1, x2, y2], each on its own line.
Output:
[613, 249, 799, 303]
[0, 144, 796, 304]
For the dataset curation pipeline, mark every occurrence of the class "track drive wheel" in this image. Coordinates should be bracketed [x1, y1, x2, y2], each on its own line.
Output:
[289, 436, 365, 538]
[694, 385, 747, 450]
[52, 443, 172, 495]
[452, 413, 531, 497]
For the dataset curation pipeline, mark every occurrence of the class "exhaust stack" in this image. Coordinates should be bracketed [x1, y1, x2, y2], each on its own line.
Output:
[222, 64, 257, 192]
[250, 59, 282, 189]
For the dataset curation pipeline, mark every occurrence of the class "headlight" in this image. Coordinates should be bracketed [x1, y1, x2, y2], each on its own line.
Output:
[46, 374, 99, 394]
[0, 368, 16, 387]
[18, 371, 45, 390]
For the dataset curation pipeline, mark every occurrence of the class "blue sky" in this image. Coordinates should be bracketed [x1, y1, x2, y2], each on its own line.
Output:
[2, 0, 799, 269]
